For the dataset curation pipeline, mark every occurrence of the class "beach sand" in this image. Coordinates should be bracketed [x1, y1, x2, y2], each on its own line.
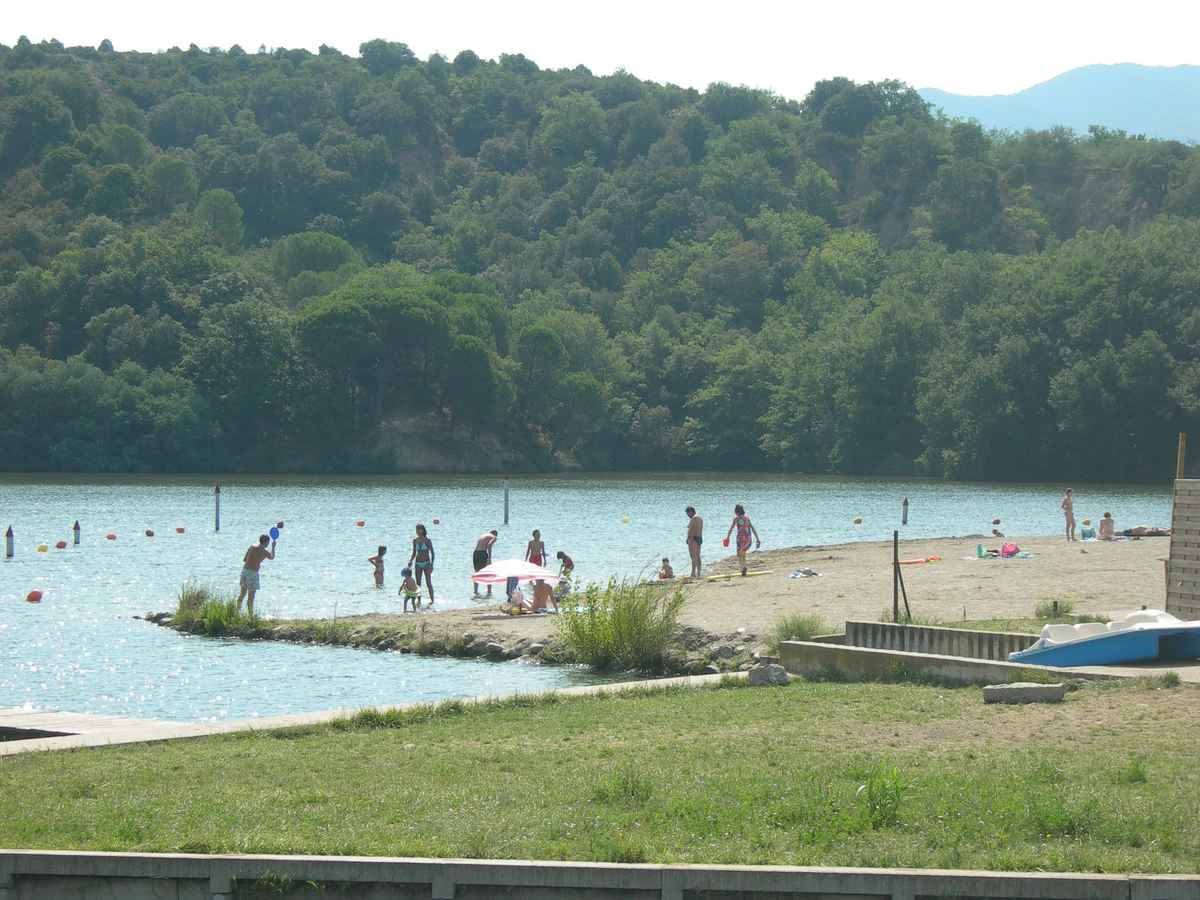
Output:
[335, 534, 1170, 646]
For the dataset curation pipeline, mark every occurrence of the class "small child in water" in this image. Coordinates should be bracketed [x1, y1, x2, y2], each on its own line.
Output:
[658, 558, 674, 580]
[368, 546, 386, 587]
[399, 567, 420, 611]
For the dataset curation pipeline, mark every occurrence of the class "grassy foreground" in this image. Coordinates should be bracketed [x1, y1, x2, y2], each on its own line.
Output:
[2, 679, 1198, 872]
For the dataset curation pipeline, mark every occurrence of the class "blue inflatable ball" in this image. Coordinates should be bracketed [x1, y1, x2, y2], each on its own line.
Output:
[269, 527, 280, 540]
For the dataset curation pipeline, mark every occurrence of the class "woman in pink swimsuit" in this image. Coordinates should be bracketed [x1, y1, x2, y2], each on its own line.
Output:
[525, 529, 547, 567]
[724, 504, 761, 577]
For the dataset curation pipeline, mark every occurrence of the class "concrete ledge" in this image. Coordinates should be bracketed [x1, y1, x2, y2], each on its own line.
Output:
[3, 850, 1185, 899]
[983, 682, 1068, 704]
[779, 640, 1119, 686]
[845, 620, 1036, 660]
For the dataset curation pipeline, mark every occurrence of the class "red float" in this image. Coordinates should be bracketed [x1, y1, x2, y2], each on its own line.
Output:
[176, 527, 186, 534]
[106, 533, 117, 540]
[55, 540, 67, 549]
[25, 590, 43, 603]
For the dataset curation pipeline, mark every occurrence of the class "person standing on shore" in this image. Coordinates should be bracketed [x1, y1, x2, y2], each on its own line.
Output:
[724, 503, 760, 577]
[686, 506, 704, 577]
[236, 534, 275, 616]
[1061, 489, 1076, 542]
[410, 523, 435, 605]
[525, 529, 547, 567]
[473, 530, 498, 597]
[368, 546, 386, 588]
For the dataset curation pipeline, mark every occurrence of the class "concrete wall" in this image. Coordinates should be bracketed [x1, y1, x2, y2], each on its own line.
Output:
[1168, 478, 1200, 620]
[778, 639, 1110, 686]
[845, 621, 1036, 661]
[3, 850, 1195, 899]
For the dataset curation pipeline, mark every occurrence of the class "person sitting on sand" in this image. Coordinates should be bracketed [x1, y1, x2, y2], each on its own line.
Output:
[1099, 513, 1115, 541]
[507, 582, 529, 612]
[530, 579, 556, 612]
[658, 558, 674, 580]
[399, 567, 421, 612]
[368, 546, 386, 588]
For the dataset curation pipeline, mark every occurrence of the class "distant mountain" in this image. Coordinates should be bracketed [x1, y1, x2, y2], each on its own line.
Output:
[919, 64, 1200, 142]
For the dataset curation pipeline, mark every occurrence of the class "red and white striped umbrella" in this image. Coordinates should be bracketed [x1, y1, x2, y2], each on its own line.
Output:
[470, 559, 561, 585]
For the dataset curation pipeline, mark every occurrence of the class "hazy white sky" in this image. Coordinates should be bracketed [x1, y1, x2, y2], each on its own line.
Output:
[6, 0, 1199, 99]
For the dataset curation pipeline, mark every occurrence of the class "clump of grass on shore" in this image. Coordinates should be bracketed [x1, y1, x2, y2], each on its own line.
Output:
[766, 612, 828, 655]
[557, 580, 685, 673]
[173, 580, 256, 636]
[1035, 597, 1076, 618]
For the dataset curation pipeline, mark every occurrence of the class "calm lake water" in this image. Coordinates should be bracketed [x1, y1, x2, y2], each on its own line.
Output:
[0, 473, 1172, 722]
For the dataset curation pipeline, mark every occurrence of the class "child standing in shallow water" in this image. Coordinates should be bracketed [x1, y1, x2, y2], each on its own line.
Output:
[368, 546, 386, 587]
[400, 567, 420, 611]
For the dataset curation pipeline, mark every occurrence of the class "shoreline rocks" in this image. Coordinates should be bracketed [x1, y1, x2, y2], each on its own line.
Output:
[140, 610, 767, 676]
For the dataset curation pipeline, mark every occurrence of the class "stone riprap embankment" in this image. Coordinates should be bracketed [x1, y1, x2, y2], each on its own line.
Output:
[141, 611, 768, 676]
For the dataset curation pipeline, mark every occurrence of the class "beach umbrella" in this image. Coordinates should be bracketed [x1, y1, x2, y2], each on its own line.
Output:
[470, 559, 561, 585]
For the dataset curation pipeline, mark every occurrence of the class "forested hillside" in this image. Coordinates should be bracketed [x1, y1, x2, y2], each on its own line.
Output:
[3, 37, 1200, 480]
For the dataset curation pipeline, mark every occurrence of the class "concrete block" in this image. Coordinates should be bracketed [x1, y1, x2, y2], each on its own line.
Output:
[747, 664, 791, 686]
[983, 682, 1067, 704]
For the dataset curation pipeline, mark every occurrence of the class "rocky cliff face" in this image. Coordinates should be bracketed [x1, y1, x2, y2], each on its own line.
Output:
[366, 410, 530, 473]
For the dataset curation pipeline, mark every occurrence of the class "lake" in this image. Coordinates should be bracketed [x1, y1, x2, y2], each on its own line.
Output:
[0, 473, 1172, 722]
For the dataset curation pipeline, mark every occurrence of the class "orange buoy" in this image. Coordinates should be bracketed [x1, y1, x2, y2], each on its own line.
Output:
[26, 590, 43, 603]
[106, 533, 117, 541]
[176, 527, 185, 534]
[55, 540, 67, 549]
[355, 520, 365, 527]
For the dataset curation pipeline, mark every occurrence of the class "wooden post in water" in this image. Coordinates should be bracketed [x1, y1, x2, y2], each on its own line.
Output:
[503, 478, 510, 526]
[214, 484, 221, 532]
[893, 530, 899, 623]
[73, 520, 80, 546]
[5, 526, 12, 559]
[1177, 432, 1188, 479]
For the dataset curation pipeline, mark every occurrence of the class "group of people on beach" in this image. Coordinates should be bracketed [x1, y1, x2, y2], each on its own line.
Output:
[234, 502, 764, 617]
[1060, 488, 1167, 542]
[658, 504, 762, 581]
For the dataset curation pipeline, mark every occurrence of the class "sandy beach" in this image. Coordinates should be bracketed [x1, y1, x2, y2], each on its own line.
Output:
[325, 534, 1170, 648]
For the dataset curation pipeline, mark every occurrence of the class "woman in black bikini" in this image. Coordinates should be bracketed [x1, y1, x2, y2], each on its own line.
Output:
[409, 523, 435, 605]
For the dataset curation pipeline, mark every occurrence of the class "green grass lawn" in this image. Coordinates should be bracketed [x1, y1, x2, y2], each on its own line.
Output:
[2, 678, 1198, 872]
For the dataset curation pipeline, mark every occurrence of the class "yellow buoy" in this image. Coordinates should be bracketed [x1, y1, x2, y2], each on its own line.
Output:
[36, 543, 48, 553]
[621, 515, 631, 524]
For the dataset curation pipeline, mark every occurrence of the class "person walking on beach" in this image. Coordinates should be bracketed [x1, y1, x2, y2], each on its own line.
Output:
[368, 546, 386, 588]
[686, 506, 704, 577]
[724, 504, 760, 577]
[236, 534, 275, 616]
[525, 529, 547, 567]
[473, 530, 498, 597]
[1061, 489, 1076, 542]
[410, 523, 435, 605]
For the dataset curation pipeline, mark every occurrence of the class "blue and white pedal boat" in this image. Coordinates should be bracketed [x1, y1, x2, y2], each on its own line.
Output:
[1008, 609, 1200, 667]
